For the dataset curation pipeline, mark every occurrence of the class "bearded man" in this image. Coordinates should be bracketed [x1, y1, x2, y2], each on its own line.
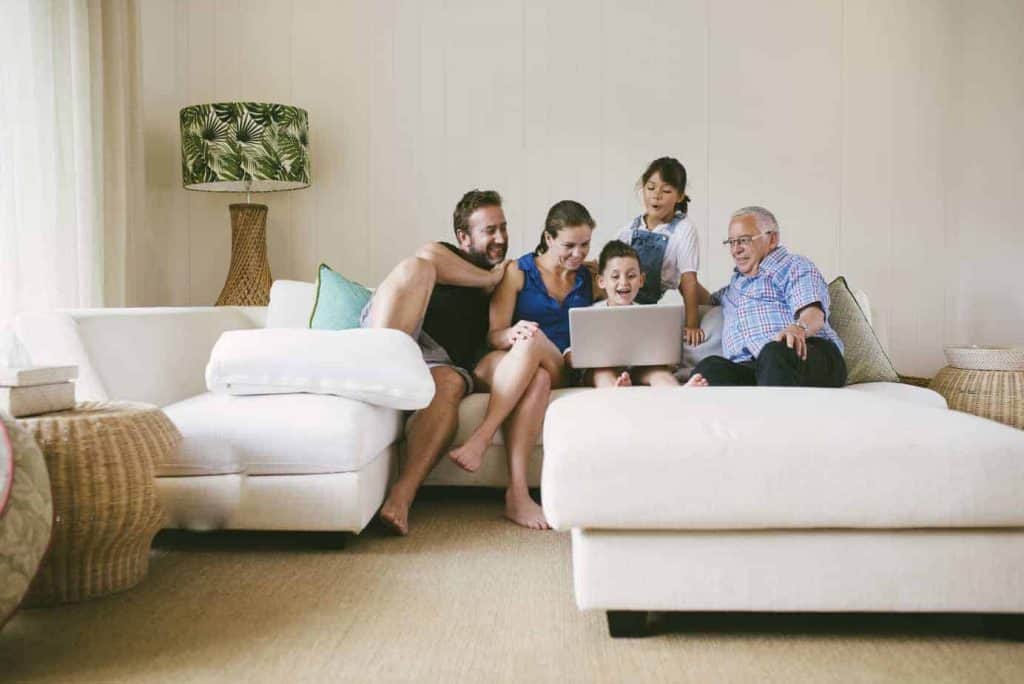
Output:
[361, 189, 510, 534]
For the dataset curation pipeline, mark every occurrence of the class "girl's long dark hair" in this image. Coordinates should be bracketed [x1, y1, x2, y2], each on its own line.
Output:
[639, 157, 690, 215]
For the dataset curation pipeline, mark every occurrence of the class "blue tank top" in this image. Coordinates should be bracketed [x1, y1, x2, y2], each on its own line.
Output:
[513, 252, 593, 353]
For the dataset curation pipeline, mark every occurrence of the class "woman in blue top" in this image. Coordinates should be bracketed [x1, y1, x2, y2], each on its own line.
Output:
[449, 200, 602, 530]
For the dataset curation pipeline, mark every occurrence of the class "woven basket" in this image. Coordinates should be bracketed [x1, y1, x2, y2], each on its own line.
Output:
[18, 401, 181, 605]
[930, 367, 1024, 430]
[943, 345, 1024, 371]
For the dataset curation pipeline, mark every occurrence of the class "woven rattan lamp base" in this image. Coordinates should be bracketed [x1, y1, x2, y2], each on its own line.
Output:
[18, 402, 181, 605]
[216, 203, 272, 306]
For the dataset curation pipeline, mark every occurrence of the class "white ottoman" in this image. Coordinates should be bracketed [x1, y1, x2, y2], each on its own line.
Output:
[541, 387, 1024, 638]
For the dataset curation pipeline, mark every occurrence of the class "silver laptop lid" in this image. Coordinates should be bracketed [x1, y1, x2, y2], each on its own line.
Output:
[568, 304, 683, 368]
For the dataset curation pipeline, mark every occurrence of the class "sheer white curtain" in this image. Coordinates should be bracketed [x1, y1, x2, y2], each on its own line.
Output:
[0, 0, 143, 323]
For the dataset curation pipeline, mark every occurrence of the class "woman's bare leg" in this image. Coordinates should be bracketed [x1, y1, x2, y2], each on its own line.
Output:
[500, 368, 552, 530]
[450, 333, 564, 472]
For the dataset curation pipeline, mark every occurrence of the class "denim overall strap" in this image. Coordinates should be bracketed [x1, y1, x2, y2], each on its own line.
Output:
[630, 224, 669, 305]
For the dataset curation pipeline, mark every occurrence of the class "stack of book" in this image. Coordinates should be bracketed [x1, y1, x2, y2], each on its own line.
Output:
[0, 365, 78, 418]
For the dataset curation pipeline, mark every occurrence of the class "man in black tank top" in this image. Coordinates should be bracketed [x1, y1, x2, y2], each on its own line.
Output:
[360, 190, 509, 535]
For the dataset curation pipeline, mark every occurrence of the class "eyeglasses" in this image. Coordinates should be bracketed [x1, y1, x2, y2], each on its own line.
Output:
[722, 232, 775, 249]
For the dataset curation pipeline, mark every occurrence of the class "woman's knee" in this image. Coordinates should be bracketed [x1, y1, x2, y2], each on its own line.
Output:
[528, 367, 553, 394]
[510, 330, 554, 359]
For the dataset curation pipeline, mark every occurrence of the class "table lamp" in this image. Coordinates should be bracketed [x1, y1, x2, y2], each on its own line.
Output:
[179, 102, 311, 305]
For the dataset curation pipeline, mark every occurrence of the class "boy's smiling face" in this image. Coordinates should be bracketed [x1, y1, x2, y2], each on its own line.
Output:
[598, 255, 644, 306]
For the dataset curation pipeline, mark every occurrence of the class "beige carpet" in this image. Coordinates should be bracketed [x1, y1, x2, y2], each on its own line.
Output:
[2, 490, 1022, 683]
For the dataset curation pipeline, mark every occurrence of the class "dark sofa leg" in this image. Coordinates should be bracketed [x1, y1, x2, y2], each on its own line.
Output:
[985, 614, 1024, 641]
[607, 610, 650, 638]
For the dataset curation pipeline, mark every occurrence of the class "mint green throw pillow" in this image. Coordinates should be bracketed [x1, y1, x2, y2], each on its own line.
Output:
[308, 263, 372, 330]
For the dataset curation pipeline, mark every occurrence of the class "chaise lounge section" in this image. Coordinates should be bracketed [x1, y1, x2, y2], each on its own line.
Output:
[541, 387, 1024, 637]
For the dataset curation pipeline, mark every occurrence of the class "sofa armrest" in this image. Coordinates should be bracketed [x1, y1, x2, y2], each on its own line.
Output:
[15, 306, 265, 407]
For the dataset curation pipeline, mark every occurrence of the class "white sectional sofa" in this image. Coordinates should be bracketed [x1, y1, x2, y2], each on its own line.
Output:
[15, 283, 1024, 640]
[8, 284, 980, 535]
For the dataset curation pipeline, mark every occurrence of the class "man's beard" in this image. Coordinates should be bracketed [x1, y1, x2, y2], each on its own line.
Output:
[467, 244, 505, 269]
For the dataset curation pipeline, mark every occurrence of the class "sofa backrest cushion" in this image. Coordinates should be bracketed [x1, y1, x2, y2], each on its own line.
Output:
[266, 280, 316, 328]
[15, 307, 265, 407]
[828, 277, 900, 384]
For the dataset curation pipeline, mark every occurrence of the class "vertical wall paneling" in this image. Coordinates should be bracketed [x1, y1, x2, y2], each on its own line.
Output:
[599, 0, 709, 264]
[184, 0, 228, 304]
[137, 0, 1023, 375]
[237, 0, 295, 281]
[950, 3, 1024, 347]
[442, 1, 526, 258]
[707, 0, 843, 287]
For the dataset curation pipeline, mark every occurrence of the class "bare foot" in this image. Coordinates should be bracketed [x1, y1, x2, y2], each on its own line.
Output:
[505, 489, 550, 530]
[685, 372, 708, 387]
[615, 371, 632, 387]
[449, 436, 488, 472]
[379, 489, 412, 535]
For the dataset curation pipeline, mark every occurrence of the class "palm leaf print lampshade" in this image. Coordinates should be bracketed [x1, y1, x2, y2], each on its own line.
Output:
[180, 102, 310, 191]
[179, 102, 311, 306]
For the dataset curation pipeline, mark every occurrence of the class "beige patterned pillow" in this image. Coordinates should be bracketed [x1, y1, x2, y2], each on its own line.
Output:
[1, 414, 53, 629]
[828, 277, 900, 385]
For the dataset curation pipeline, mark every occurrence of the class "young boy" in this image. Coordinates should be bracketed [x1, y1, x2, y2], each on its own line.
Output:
[583, 241, 707, 388]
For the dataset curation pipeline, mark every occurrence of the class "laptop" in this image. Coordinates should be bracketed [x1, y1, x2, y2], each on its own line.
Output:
[568, 304, 683, 368]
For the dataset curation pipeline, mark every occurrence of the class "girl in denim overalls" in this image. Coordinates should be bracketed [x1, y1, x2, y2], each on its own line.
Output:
[615, 157, 706, 347]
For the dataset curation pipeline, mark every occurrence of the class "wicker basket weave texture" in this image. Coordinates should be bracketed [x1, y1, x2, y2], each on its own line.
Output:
[216, 203, 272, 306]
[18, 401, 181, 605]
[930, 367, 1023, 430]
[944, 345, 1024, 371]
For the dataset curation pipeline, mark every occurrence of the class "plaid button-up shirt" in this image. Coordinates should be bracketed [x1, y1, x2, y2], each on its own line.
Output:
[710, 246, 844, 362]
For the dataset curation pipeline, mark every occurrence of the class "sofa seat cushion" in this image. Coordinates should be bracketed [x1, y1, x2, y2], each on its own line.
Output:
[541, 387, 1024, 530]
[163, 392, 403, 476]
[845, 382, 947, 409]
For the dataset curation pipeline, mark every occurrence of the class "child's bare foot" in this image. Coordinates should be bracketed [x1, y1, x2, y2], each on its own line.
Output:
[449, 436, 488, 472]
[685, 372, 708, 387]
[615, 371, 632, 387]
[505, 489, 550, 530]
[378, 484, 416, 535]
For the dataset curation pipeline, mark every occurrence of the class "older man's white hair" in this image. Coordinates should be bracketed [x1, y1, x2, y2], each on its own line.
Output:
[731, 206, 779, 235]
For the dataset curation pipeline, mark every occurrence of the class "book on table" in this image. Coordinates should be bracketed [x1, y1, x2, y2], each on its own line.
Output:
[0, 382, 76, 418]
[0, 365, 78, 387]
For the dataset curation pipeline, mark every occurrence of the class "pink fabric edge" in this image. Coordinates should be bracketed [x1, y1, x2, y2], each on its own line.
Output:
[0, 420, 12, 515]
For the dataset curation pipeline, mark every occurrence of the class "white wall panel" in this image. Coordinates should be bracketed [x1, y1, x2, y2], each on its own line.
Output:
[137, 0, 1023, 376]
[599, 0, 708, 258]
[707, 0, 843, 287]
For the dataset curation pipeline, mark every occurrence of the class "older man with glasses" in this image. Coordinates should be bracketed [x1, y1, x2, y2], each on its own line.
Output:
[693, 206, 847, 387]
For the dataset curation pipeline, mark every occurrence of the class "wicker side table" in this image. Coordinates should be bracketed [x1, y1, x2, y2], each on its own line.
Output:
[930, 346, 1024, 430]
[17, 401, 181, 605]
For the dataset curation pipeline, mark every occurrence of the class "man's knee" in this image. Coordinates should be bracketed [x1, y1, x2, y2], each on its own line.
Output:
[694, 355, 730, 376]
[430, 367, 467, 406]
[393, 256, 436, 289]
[756, 341, 799, 368]
[755, 341, 800, 386]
